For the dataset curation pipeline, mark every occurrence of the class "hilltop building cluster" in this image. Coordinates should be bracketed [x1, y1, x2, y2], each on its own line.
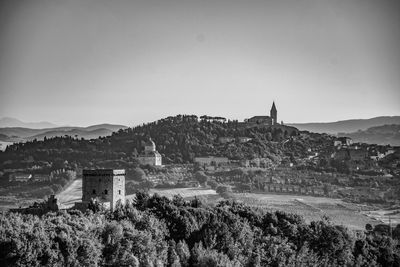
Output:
[245, 102, 278, 125]
[332, 137, 396, 165]
[7, 170, 72, 183]
[4, 100, 400, 214]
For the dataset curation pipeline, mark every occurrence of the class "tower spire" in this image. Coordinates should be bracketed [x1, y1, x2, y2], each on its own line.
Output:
[270, 101, 277, 125]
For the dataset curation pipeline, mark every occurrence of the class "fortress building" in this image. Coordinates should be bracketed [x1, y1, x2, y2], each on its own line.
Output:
[137, 138, 162, 166]
[82, 169, 125, 211]
[246, 102, 278, 125]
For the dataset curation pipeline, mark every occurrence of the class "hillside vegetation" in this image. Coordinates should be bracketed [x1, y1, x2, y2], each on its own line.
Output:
[1, 115, 328, 168]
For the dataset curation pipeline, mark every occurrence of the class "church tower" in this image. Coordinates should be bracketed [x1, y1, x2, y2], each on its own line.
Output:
[270, 102, 277, 125]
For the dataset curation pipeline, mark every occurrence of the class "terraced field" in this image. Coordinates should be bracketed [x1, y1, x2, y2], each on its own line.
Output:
[230, 193, 379, 230]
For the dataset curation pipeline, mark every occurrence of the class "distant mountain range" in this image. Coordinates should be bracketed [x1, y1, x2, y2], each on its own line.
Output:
[0, 123, 128, 143]
[1, 116, 399, 146]
[0, 117, 58, 129]
[289, 116, 400, 135]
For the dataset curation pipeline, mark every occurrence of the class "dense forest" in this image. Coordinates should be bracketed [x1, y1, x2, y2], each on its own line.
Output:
[1, 193, 399, 267]
[1, 115, 331, 170]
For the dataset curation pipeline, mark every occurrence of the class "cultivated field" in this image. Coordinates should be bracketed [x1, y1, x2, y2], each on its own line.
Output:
[363, 208, 400, 225]
[56, 181, 218, 204]
[148, 187, 217, 199]
[148, 189, 380, 230]
[229, 193, 379, 230]
[55, 181, 383, 230]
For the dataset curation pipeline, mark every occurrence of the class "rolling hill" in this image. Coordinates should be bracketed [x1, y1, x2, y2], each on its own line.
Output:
[0, 115, 317, 166]
[338, 124, 400, 146]
[25, 128, 118, 141]
[289, 116, 400, 135]
[0, 124, 128, 142]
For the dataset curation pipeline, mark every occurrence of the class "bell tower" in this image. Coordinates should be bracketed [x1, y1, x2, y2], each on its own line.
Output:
[270, 101, 277, 125]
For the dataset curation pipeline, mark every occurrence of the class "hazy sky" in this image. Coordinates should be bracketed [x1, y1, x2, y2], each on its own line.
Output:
[0, 0, 399, 126]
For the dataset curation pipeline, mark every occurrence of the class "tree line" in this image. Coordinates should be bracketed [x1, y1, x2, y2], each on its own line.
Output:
[1, 193, 399, 266]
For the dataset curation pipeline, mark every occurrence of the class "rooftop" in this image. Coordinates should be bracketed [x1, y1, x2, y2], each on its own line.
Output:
[249, 116, 270, 119]
[83, 169, 125, 176]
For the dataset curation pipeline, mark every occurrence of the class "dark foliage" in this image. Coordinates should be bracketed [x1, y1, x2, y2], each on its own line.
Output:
[1, 193, 399, 266]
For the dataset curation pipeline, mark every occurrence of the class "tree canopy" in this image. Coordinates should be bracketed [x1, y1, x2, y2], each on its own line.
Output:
[1, 193, 399, 266]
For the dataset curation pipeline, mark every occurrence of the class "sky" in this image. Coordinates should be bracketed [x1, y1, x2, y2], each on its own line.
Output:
[0, 0, 399, 127]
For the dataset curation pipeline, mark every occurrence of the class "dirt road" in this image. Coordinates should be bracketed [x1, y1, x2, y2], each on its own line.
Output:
[57, 179, 82, 208]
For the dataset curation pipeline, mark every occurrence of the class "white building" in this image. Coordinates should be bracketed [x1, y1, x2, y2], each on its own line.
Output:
[138, 138, 162, 166]
[194, 156, 229, 166]
[237, 137, 252, 143]
[218, 137, 235, 144]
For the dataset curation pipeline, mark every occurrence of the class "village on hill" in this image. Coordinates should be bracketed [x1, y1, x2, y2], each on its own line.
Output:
[1, 103, 399, 266]
[0, 102, 399, 214]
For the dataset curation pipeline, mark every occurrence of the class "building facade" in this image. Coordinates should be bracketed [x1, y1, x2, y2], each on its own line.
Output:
[194, 156, 229, 166]
[32, 174, 50, 182]
[9, 173, 32, 182]
[247, 116, 272, 124]
[82, 169, 125, 211]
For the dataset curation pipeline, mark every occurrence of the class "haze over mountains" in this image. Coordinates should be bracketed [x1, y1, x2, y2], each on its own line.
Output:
[1, 116, 399, 146]
[0, 117, 128, 143]
[289, 116, 400, 135]
[0, 117, 58, 129]
[288, 116, 400, 146]
[338, 124, 400, 146]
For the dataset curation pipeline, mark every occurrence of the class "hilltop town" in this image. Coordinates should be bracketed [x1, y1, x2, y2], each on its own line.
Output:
[0, 102, 399, 211]
[1, 103, 400, 267]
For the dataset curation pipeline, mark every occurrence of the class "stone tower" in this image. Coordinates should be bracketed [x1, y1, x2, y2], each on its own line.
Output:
[270, 101, 277, 125]
[82, 169, 125, 211]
